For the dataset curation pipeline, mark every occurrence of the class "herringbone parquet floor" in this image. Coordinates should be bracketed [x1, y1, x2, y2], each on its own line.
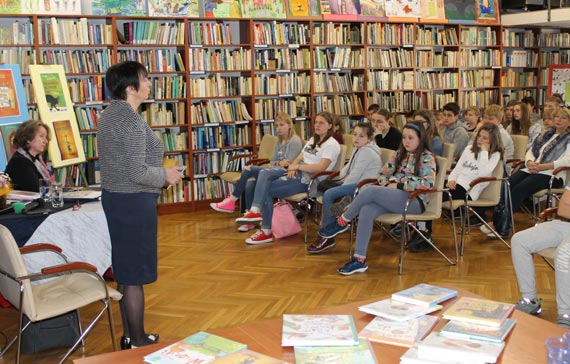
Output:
[0, 209, 557, 363]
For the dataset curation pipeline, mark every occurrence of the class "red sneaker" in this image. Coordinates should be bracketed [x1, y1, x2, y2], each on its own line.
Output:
[245, 230, 274, 245]
[235, 211, 262, 224]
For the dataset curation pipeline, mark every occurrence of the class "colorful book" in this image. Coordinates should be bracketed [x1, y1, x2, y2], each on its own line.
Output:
[392, 284, 458, 307]
[444, 0, 477, 23]
[147, 0, 200, 17]
[442, 297, 514, 328]
[241, 0, 287, 18]
[210, 349, 288, 363]
[358, 0, 387, 19]
[384, 0, 420, 18]
[281, 314, 359, 347]
[143, 331, 247, 364]
[359, 299, 442, 322]
[294, 339, 378, 364]
[439, 318, 517, 344]
[204, 0, 243, 17]
[419, 0, 446, 22]
[288, 0, 310, 17]
[83, 0, 148, 16]
[358, 315, 439, 347]
[417, 332, 505, 364]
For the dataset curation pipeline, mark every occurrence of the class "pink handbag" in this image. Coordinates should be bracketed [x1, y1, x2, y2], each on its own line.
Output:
[271, 200, 302, 239]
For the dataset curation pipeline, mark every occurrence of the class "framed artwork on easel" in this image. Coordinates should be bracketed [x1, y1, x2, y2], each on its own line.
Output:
[548, 64, 570, 106]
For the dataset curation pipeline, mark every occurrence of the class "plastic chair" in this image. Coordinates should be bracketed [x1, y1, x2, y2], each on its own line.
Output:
[350, 156, 457, 274]
[284, 145, 347, 244]
[529, 167, 570, 220]
[380, 148, 396, 167]
[0, 225, 122, 364]
[342, 134, 353, 163]
[442, 142, 455, 171]
[220, 134, 278, 185]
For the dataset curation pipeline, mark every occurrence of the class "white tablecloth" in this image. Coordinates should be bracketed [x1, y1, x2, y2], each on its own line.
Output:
[22, 201, 112, 275]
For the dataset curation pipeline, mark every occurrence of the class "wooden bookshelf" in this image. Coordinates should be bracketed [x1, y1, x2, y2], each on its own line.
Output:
[2, 14, 569, 213]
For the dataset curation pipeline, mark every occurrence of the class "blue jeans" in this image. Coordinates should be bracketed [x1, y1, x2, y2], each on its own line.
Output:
[320, 183, 356, 228]
[251, 168, 308, 229]
[231, 166, 268, 210]
[343, 186, 423, 259]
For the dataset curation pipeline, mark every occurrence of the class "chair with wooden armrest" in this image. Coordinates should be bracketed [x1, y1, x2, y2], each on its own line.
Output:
[220, 134, 278, 185]
[442, 161, 512, 255]
[0, 226, 122, 364]
[348, 156, 457, 274]
[529, 167, 570, 220]
[283, 145, 347, 244]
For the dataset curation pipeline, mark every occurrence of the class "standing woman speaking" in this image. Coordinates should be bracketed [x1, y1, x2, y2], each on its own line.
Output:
[98, 61, 184, 348]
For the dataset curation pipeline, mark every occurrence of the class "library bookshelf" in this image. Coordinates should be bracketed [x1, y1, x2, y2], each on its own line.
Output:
[1, 14, 569, 214]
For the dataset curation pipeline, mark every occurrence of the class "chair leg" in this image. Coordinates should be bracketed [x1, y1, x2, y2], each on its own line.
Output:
[407, 223, 456, 266]
[398, 222, 406, 275]
[466, 206, 511, 249]
[107, 300, 118, 352]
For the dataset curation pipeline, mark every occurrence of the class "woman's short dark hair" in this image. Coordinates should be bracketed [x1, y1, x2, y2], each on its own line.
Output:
[12, 120, 51, 149]
[105, 61, 148, 100]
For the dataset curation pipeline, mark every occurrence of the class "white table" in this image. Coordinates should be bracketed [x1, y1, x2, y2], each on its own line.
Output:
[22, 201, 112, 275]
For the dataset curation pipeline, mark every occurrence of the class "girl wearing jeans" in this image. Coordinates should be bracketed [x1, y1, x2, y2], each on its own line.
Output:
[210, 113, 302, 232]
[235, 111, 341, 245]
[319, 122, 436, 275]
[308, 122, 382, 254]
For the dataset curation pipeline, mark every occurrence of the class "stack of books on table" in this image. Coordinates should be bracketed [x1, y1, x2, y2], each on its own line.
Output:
[144, 331, 288, 364]
[357, 284, 457, 348]
[401, 297, 516, 364]
[282, 314, 378, 363]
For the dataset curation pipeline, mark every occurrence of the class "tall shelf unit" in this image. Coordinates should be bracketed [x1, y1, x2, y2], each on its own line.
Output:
[1, 14, 568, 214]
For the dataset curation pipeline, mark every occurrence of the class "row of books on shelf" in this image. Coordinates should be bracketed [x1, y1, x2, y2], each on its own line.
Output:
[252, 22, 310, 45]
[189, 75, 252, 98]
[69, 76, 107, 104]
[312, 22, 362, 45]
[367, 70, 415, 91]
[503, 50, 538, 68]
[117, 49, 185, 73]
[415, 27, 459, 46]
[501, 70, 537, 88]
[75, 106, 101, 130]
[150, 75, 187, 99]
[39, 49, 113, 75]
[81, 134, 97, 158]
[190, 47, 251, 72]
[254, 73, 311, 95]
[143, 283, 517, 364]
[191, 125, 251, 150]
[416, 50, 458, 68]
[193, 148, 248, 175]
[368, 48, 414, 68]
[540, 50, 570, 68]
[56, 160, 100, 187]
[0, 21, 34, 45]
[313, 72, 362, 93]
[190, 100, 251, 125]
[313, 47, 363, 69]
[122, 20, 185, 45]
[141, 101, 187, 127]
[313, 94, 364, 116]
[254, 48, 311, 71]
[38, 17, 113, 45]
[460, 69, 495, 88]
[416, 71, 459, 90]
[502, 29, 537, 48]
[153, 129, 189, 152]
[365, 23, 414, 47]
[254, 97, 310, 120]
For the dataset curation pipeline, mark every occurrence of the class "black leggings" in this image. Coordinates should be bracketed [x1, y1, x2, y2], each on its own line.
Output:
[509, 170, 563, 212]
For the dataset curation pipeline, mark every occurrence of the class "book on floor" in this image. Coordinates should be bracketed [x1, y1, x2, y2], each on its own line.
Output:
[294, 339, 378, 364]
[210, 348, 289, 363]
[359, 298, 442, 322]
[358, 315, 439, 347]
[281, 314, 359, 347]
[442, 297, 514, 328]
[392, 283, 458, 307]
[144, 331, 247, 364]
[417, 332, 505, 364]
[439, 318, 516, 344]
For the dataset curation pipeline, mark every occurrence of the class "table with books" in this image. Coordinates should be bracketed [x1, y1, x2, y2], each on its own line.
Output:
[73, 284, 566, 364]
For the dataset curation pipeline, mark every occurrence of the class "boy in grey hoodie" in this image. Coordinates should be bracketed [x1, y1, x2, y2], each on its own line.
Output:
[441, 102, 469, 160]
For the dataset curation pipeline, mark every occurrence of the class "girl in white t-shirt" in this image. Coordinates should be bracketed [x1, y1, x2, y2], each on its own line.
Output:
[235, 111, 341, 245]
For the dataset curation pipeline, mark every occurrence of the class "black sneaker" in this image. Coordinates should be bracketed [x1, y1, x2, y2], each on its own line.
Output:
[467, 215, 483, 227]
[408, 231, 433, 253]
[307, 236, 336, 254]
[328, 196, 353, 217]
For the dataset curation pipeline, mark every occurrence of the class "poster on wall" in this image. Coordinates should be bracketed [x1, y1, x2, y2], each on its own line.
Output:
[0, 64, 29, 171]
[549, 64, 570, 106]
[444, 0, 476, 23]
[147, 0, 200, 16]
[476, 0, 500, 24]
[81, 0, 148, 15]
[29, 65, 85, 168]
[22, 0, 82, 14]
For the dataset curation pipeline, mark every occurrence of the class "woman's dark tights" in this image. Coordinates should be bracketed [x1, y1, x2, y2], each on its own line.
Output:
[118, 284, 153, 346]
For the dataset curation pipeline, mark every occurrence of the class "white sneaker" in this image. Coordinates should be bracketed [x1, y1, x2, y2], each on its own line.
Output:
[238, 224, 256, 232]
[480, 224, 493, 235]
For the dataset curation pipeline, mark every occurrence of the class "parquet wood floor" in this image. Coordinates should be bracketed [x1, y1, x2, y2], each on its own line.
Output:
[0, 210, 557, 363]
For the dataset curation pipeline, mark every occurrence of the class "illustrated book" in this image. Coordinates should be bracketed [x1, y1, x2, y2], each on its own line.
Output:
[281, 314, 359, 347]
[147, 0, 200, 17]
[439, 318, 516, 344]
[417, 332, 505, 364]
[144, 331, 247, 364]
[241, 0, 287, 18]
[210, 349, 288, 363]
[444, 0, 477, 23]
[294, 339, 378, 364]
[82, 0, 148, 16]
[384, 0, 420, 18]
[392, 283, 458, 307]
[358, 298, 442, 322]
[442, 296, 514, 328]
[358, 315, 439, 347]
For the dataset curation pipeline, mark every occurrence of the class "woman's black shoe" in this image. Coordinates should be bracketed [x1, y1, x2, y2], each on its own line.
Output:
[120, 336, 131, 350]
[131, 333, 160, 348]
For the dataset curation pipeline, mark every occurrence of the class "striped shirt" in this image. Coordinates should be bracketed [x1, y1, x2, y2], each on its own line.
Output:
[97, 100, 166, 194]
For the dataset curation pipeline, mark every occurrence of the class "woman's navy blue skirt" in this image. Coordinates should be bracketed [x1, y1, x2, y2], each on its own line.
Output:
[102, 190, 159, 285]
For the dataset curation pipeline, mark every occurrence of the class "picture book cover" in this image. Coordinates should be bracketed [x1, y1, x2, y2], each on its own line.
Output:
[358, 315, 439, 347]
[359, 298, 442, 322]
[210, 349, 289, 363]
[144, 331, 247, 364]
[0, 123, 20, 171]
[392, 283, 458, 307]
[324, 0, 359, 19]
[358, 0, 386, 19]
[241, 0, 287, 18]
[442, 297, 514, 328]
[294, 339, 378, 364]
[22, 0, 81, 14]
[0, 0, 20, 14]
[288, 0, 310, 17]
[147, 0, 200, 16]
[420, 0, 446, 22]
[476, 0, 499, 24]
[204, 0, 243, 17]
[417, 332, 505, 364]
[281, 314, 359, 347]
[444, 0, 476, 23]
[53, 120, 80, 161]
[440, 318, 516, 344]
[82, 0, 148, 16]
[0, 65, 28, 125]
[29, 64, 86, 168]
[384, 0, 420, 18]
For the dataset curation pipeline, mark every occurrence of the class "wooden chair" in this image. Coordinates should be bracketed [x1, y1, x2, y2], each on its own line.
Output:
[342, 134, 353, 163]
[0, 226, 122, 364]
[442, 161, 512, 255]
[350, 156, 458, 274]
[380, 148, 396, 166]
[442, 142, 455, 171]
[283, 145, 347, 244]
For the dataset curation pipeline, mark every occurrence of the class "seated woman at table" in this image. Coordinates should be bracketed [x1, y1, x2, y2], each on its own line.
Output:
[5, 120, 54, 192]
